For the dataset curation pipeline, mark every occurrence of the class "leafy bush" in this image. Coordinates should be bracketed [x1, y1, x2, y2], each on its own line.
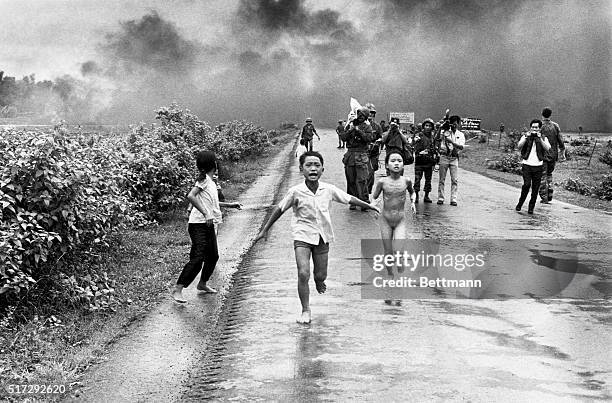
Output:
[570, 138, 591, 146]
[564, 174, 611, 201]
[503, 130, 522, 153]
[0, 128, 132, 306]
[592, 175, 612, 200]
[123, 127, 193, 219]
[1, 104, 280, 315]
[598, 143, 612, 167]
[564, 177, 592, 195]
[496, 152, 522, 175]
[280, 122, 298, 130]
[567, 145, 592, 158]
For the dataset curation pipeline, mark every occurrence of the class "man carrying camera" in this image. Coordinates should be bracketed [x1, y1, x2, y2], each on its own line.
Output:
[341, 106, 374, 210]
[436, 114, 465, 206]
[413, 118, 438, 203]
[516, 119, 551, 214]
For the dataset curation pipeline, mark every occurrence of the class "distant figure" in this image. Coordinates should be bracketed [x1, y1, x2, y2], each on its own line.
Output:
[336, 119, 346, 148]
[436, 114, 465, 206]
[578, 126, 583, 136]
[380, 120, 389, 133]
[366, 103, 383, 194]
[515, 119, 551, 214]
[253, 151, 379, 324]
[301, 118, 320, 152]
[539, 107, 565, 203]
[499, 123, 505, 148]
[413, 118, 438, 203]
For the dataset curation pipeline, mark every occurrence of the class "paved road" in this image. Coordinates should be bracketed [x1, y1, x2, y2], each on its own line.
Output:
[183, 129, 611, 402]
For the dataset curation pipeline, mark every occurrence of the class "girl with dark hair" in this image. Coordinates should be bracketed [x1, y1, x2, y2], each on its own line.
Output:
[172, 151, 242, 303]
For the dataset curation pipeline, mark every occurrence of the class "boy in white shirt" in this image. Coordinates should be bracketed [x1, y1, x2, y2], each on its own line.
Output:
[254, 151, 379, 324]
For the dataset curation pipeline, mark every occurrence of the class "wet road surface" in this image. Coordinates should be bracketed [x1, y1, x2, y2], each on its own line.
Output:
[183, 129, 610, 402]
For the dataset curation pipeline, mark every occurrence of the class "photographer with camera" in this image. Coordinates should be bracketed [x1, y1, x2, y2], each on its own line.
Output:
[341, 106, 374, 210]
[435, 113, 465, 206]
[515, 119, 551, 214]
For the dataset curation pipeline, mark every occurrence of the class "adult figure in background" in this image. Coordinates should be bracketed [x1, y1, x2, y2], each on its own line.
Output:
[413, 118, 437, 203]
[336, 119, 346, 148]
[516, 119, 551, 214]
[341, 106, 373, 210]
[366, 103, 383, 194]
[301, 118, 320, 152]
[380, 120, 389, 133]
[436, 115, 465, 206]
[539, 107, 565, 203]
[381, 117, 409, 167]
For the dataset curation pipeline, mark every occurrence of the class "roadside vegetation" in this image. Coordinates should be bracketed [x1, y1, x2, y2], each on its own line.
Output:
[0, 104, 295, 399]
[460, 130, 612, 211]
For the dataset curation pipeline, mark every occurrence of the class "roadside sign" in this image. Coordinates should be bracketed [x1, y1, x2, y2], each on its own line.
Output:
[462, 117, 481, 130]
[389, 112, 415, 124]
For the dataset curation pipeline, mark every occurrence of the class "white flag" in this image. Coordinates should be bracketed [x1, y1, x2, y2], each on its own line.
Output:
[348, 97, 362, 123]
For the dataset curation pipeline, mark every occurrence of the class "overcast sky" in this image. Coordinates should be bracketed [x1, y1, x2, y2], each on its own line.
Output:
[1, 0, 610, 130]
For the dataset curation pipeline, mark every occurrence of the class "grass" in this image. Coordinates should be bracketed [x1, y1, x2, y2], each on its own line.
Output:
[460, 135, 612, 212]
[0, 129, 296, 401]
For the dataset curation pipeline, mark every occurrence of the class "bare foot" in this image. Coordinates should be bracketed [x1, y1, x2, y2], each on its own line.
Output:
[296, 310, 311, 324]
[394, 300, 402, 306]
[197, 282, 218, 293]
[315, 280, 327, 294]
[172, 290, 187, 303]
[384, 299, 393, 305]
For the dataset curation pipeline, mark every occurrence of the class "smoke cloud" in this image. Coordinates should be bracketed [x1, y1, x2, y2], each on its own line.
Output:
[3, 1, 609, 131]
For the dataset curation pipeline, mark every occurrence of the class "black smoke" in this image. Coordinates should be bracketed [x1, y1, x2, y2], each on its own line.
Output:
[12, 1, 609, 131]
[101, 11, 198, 74]
[227, 0, 607, 131]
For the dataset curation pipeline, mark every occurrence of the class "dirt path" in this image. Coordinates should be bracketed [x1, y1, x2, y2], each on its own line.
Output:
[70, 136, 298, 402]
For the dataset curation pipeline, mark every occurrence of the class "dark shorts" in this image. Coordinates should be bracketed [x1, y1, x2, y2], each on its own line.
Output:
[293, 236, 329, 255]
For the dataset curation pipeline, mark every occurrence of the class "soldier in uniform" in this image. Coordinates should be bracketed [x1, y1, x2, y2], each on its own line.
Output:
[365, 103, 383, 194]
[341, 106, 373, 210]
[413, 118, 437, 203]
[336, 119, 346, 148]
[301, 118, 320, 152]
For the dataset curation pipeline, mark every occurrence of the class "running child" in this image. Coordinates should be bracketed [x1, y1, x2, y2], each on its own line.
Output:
[253, 151, 380, 324]
[172, 151, 242, 303]
[371, 150, 416, 277]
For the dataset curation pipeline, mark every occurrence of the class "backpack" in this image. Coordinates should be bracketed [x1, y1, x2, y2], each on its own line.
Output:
[402, 143, 415, 165]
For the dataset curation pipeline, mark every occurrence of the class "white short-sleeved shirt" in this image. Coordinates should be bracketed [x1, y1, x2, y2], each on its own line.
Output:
[277, 181, 352, 244]
[188, 176, 222, 224]
[522, 136, 550, 167]
[441, 130, 466, 158]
